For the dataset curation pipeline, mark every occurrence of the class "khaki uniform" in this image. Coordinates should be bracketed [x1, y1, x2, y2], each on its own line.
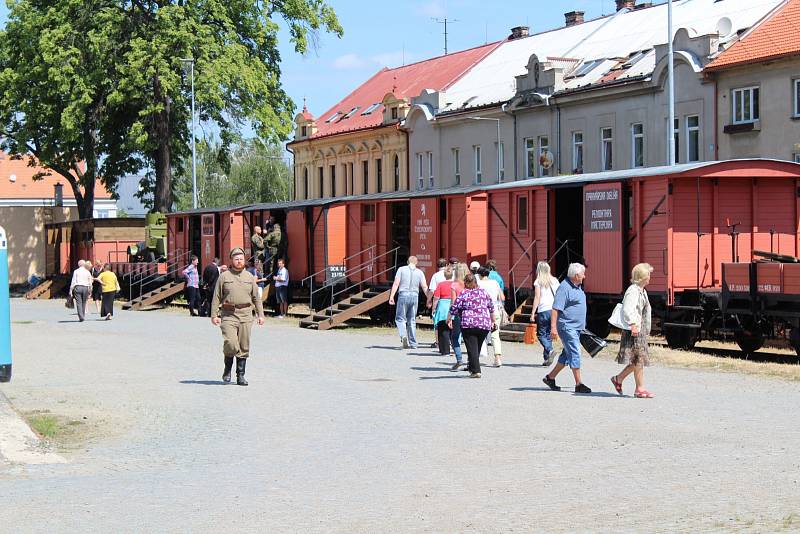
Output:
[251, 233, 265, 261]
[264, 227, 282, 272]
[211, 268, 265, 359]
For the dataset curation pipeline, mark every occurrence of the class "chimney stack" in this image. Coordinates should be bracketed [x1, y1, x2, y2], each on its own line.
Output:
[615, 0, 636, 10]
[509, 26, 530, 40]
[564, 11, 585, 27]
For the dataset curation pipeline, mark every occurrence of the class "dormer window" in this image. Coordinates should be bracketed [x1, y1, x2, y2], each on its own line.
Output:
[301, 126, 307, 137]
[361, 103, 381, 116]
[343, 106, 359, 119]
[326, 111, 341, 123]
[572, 59, 603, 78]
[623, 50, 648, 68]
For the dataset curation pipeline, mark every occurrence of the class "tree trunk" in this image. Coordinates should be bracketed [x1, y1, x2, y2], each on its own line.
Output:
[152, 75, 172, 213]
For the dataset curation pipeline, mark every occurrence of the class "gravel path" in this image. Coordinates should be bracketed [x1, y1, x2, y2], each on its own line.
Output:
[1, 299, 799, 533]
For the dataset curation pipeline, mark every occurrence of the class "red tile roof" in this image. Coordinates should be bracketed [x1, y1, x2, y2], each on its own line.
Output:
[0, 153, 112, 199]
[706, 0, 800, 71]
[305, 41, 502, 140]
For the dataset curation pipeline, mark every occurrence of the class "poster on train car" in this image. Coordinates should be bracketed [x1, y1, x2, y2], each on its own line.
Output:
[582, 183, 623, 295]
[410, 198, 439, 273]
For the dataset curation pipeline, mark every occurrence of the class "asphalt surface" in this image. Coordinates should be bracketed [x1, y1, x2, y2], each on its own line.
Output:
[1, 299, 799, 532]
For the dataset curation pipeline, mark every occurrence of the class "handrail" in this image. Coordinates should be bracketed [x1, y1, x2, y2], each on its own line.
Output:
[510, 240, 538, 312]
[126, 248, 192, 301]
[508, 239, 538, 278]
[549, 238, 586, 279]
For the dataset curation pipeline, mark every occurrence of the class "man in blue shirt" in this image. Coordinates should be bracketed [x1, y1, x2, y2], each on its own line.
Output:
[543, 263, 591, 393]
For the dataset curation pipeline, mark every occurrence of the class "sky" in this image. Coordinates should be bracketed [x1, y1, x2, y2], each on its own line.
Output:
[0, 0, 659, 134]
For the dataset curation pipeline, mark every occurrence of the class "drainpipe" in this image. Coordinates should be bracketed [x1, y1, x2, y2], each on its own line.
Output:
[556, 103, 562, 175]
[286, 146, 295, 200]
[501, 102, 517, 180]
[713, 78, 719, 160]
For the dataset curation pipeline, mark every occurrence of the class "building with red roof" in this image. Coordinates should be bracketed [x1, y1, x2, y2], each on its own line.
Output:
[705, 0, 800, 162]
[288, 41, 501, 200]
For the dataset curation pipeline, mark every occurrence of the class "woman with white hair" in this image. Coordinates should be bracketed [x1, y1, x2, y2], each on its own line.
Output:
[611, 263, 654, 398]
[530, 261, 560, 366]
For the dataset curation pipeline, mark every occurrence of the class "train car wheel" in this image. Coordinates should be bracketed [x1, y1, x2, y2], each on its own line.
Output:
[663, 326, 698, 350]
[790, 327, 800, 358]
[734, 330, 764, 356]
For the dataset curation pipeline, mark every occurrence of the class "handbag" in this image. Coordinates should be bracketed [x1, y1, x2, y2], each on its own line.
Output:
[65, 293, 75, 309]
[580, 329, 607, 357]
[524, 323, 537, 344]
[608, 303, 626, 330]
[500, 307, 510, 327]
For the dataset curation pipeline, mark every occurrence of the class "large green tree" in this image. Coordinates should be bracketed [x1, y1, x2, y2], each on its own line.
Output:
[0, 0, 341, 216]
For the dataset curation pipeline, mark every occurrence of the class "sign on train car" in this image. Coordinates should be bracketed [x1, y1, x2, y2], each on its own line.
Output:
[582, 182, 623, 295]
[410, 198, 438, 272]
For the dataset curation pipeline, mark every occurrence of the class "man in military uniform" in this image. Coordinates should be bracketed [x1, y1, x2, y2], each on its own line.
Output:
[264, 223, 282, 275]
[211, 247, 265, 386]
[251, 226, 265, 263]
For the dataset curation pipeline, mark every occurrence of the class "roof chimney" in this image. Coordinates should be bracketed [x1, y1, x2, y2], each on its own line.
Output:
[509, 26, 530, 40]
[615, 0, 636, 10]
[564, 11, 585, 27]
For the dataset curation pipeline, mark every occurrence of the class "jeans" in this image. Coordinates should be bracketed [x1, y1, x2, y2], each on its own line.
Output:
[395, 292, 419, 347]
[73, 286, 89, 321]
[462, 327, 489, 374]
[556, 325, 582, 369]
[536, 310, 553, 361]
[449, 315, 463, 363]
[185, 286, 200, 315]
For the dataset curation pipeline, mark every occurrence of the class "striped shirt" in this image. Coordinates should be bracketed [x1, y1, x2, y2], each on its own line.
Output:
[183, 264, 199, 288]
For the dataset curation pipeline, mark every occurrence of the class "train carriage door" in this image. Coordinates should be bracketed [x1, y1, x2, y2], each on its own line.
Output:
[552, 186, 584, 279]
[200, 214, 215, 267]
[410, 198, 438, 275]
[582, 182, 623, 295]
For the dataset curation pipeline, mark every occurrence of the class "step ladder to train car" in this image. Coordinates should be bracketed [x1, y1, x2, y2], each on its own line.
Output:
[500, 297, 535, 343]
[25, 276, 69, 300]
[299, 288, 391, 331]
[122, 280, 186, 311]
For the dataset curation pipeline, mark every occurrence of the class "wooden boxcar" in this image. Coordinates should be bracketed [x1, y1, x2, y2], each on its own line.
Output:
[166, 206, 250, 269]
[45, 218, 146, 276]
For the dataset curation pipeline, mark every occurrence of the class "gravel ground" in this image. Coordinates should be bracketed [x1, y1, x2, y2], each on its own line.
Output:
[1, 299, 799, 533]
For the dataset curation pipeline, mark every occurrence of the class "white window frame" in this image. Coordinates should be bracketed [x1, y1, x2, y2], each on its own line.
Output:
[632, 123, 645, 168]
[572, 131, 583, 173]
[600, 127, 613, 171]
[474, 145, 482, 184]
[417, 153, 424, 190]
[538, 136, 550, 177]
[686, 115, 700, 163]
[453, 148, 461, 185]
[793, 153, 800, 164]
[524, 138, 535, 178]
[498, 141, 505, 182]
[427, 152, 434, 189]
[731, 86, 760, 124]
[793, 79, 800, 118]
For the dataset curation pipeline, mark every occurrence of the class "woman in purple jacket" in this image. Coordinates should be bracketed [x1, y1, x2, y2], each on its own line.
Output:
[448, 273, 496, 378]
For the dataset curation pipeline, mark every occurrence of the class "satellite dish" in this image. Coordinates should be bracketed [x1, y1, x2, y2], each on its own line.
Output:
[539, 151, 554, 170]
[716, 17, 733, 38]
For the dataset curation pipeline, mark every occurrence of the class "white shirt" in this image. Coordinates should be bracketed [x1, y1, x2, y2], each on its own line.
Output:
[428, 268, 446, 292]
[274, 267, 289, 287]
[534, 278, 559, 313]
[70, 266, 93, 291]
[478, 278, 503, 312]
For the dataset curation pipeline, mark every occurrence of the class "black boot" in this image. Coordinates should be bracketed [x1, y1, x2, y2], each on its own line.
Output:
[222, 357, 233, 383]
[236, 358, 248, 386]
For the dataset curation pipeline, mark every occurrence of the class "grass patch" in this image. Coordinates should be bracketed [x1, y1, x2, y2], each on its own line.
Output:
[784, 513, 798, 529]
[23, 409, 87, 446]
[27, 413, 60, 438]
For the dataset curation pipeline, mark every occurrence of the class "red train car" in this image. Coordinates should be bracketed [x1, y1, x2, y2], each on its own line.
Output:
[166, 206, 250, 270]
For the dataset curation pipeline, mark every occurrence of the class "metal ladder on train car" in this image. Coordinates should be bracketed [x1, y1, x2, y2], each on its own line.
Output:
[299, 245, 399, 330]
[122, 249, 191, 310]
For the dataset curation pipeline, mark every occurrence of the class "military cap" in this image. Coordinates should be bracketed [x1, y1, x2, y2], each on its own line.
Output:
[229, 247, 245, 258]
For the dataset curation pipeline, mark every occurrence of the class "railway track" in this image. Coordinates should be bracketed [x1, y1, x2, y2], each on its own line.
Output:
[605, 335, 800, 364]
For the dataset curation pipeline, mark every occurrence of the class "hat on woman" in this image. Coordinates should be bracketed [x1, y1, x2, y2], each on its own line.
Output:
[469, 261, 480, 271]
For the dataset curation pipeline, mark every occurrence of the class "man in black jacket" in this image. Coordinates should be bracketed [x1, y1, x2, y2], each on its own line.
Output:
[200, 257, 221, 317]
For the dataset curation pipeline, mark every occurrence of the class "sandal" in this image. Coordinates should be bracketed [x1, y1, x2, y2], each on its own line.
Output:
[634, 389, 655, 398]
[610, 376, 623, 395]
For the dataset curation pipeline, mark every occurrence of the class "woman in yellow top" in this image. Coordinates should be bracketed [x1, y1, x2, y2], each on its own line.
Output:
[96, 264, 119, 320]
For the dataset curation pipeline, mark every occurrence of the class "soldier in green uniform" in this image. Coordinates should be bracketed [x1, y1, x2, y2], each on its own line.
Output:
[264, 223, 282, 275]
[211, 247, 265, 386]
[251, 226, 265, 263]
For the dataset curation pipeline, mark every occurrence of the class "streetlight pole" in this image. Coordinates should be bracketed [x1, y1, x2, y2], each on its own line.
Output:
[467, 116, 502, 182]
[667, 0, 675, 166]
[180, 58, 198, 208]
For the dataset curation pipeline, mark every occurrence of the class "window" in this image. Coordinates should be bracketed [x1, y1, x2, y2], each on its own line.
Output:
[391, 107, 398, 120]
[177, 218, 184, 232]
[794, 79, 800, 117]
[573, 59, 603, 77]
[362, 204, 376, 222]
[440, 199, 447, 220]
[524, 138, 536, 178]
[343, 106, 359, 119]
[303, 168, 309, 200]
[474, 145, 482, 184]
[348, 163, 354, 195]
[301, 126, 307, 137]
[361, 103, 381, 116]
[538, 136, 550, 177]
[632, 123, 644, 168]
[732, 86, 759, 124]
[330, 165, 336, 197]
[453, 148, 461, 185]
[427, 152, 434, 188]
[318, 166, 324, 197]
[673, 118, 680, 163]
[686, 115, 700, 162]
[394, 155, 400, 191]
[376, 158, 383, 193]
[794, 153, 800, 163]
[516, 196, 528, 232]
[601, 127, 613, 171]
[498, 142, 505, 182]
[572, 131, 583, 173]
[326, 111, 340, 123]
[417, 153, 424, 190]
[362, 160, 369, 194]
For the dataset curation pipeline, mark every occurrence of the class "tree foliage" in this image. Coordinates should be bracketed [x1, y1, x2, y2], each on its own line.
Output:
[0, 0, 342, 216]
[173, 137, 291, 211]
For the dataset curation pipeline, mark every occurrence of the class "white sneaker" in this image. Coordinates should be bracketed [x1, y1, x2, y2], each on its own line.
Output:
[401, 336, 409, 349]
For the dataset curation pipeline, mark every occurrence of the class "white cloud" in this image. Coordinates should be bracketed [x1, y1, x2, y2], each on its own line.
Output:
[414, 0, 446, 19]
[333, 53, 370, 70]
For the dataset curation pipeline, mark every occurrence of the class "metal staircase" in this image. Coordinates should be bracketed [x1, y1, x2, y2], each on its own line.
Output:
[121, 249, 192, 310]
[122, 281, 186, 310]
[25, 276, 69, 300]
[500, 297, 535, 342]
[299, 288, 391, 330]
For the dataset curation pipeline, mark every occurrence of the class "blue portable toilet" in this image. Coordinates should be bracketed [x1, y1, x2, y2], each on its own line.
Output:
[0, 226, 11, 382]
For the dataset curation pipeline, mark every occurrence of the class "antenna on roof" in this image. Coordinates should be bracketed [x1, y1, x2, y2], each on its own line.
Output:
[433, 18, 459, 55]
